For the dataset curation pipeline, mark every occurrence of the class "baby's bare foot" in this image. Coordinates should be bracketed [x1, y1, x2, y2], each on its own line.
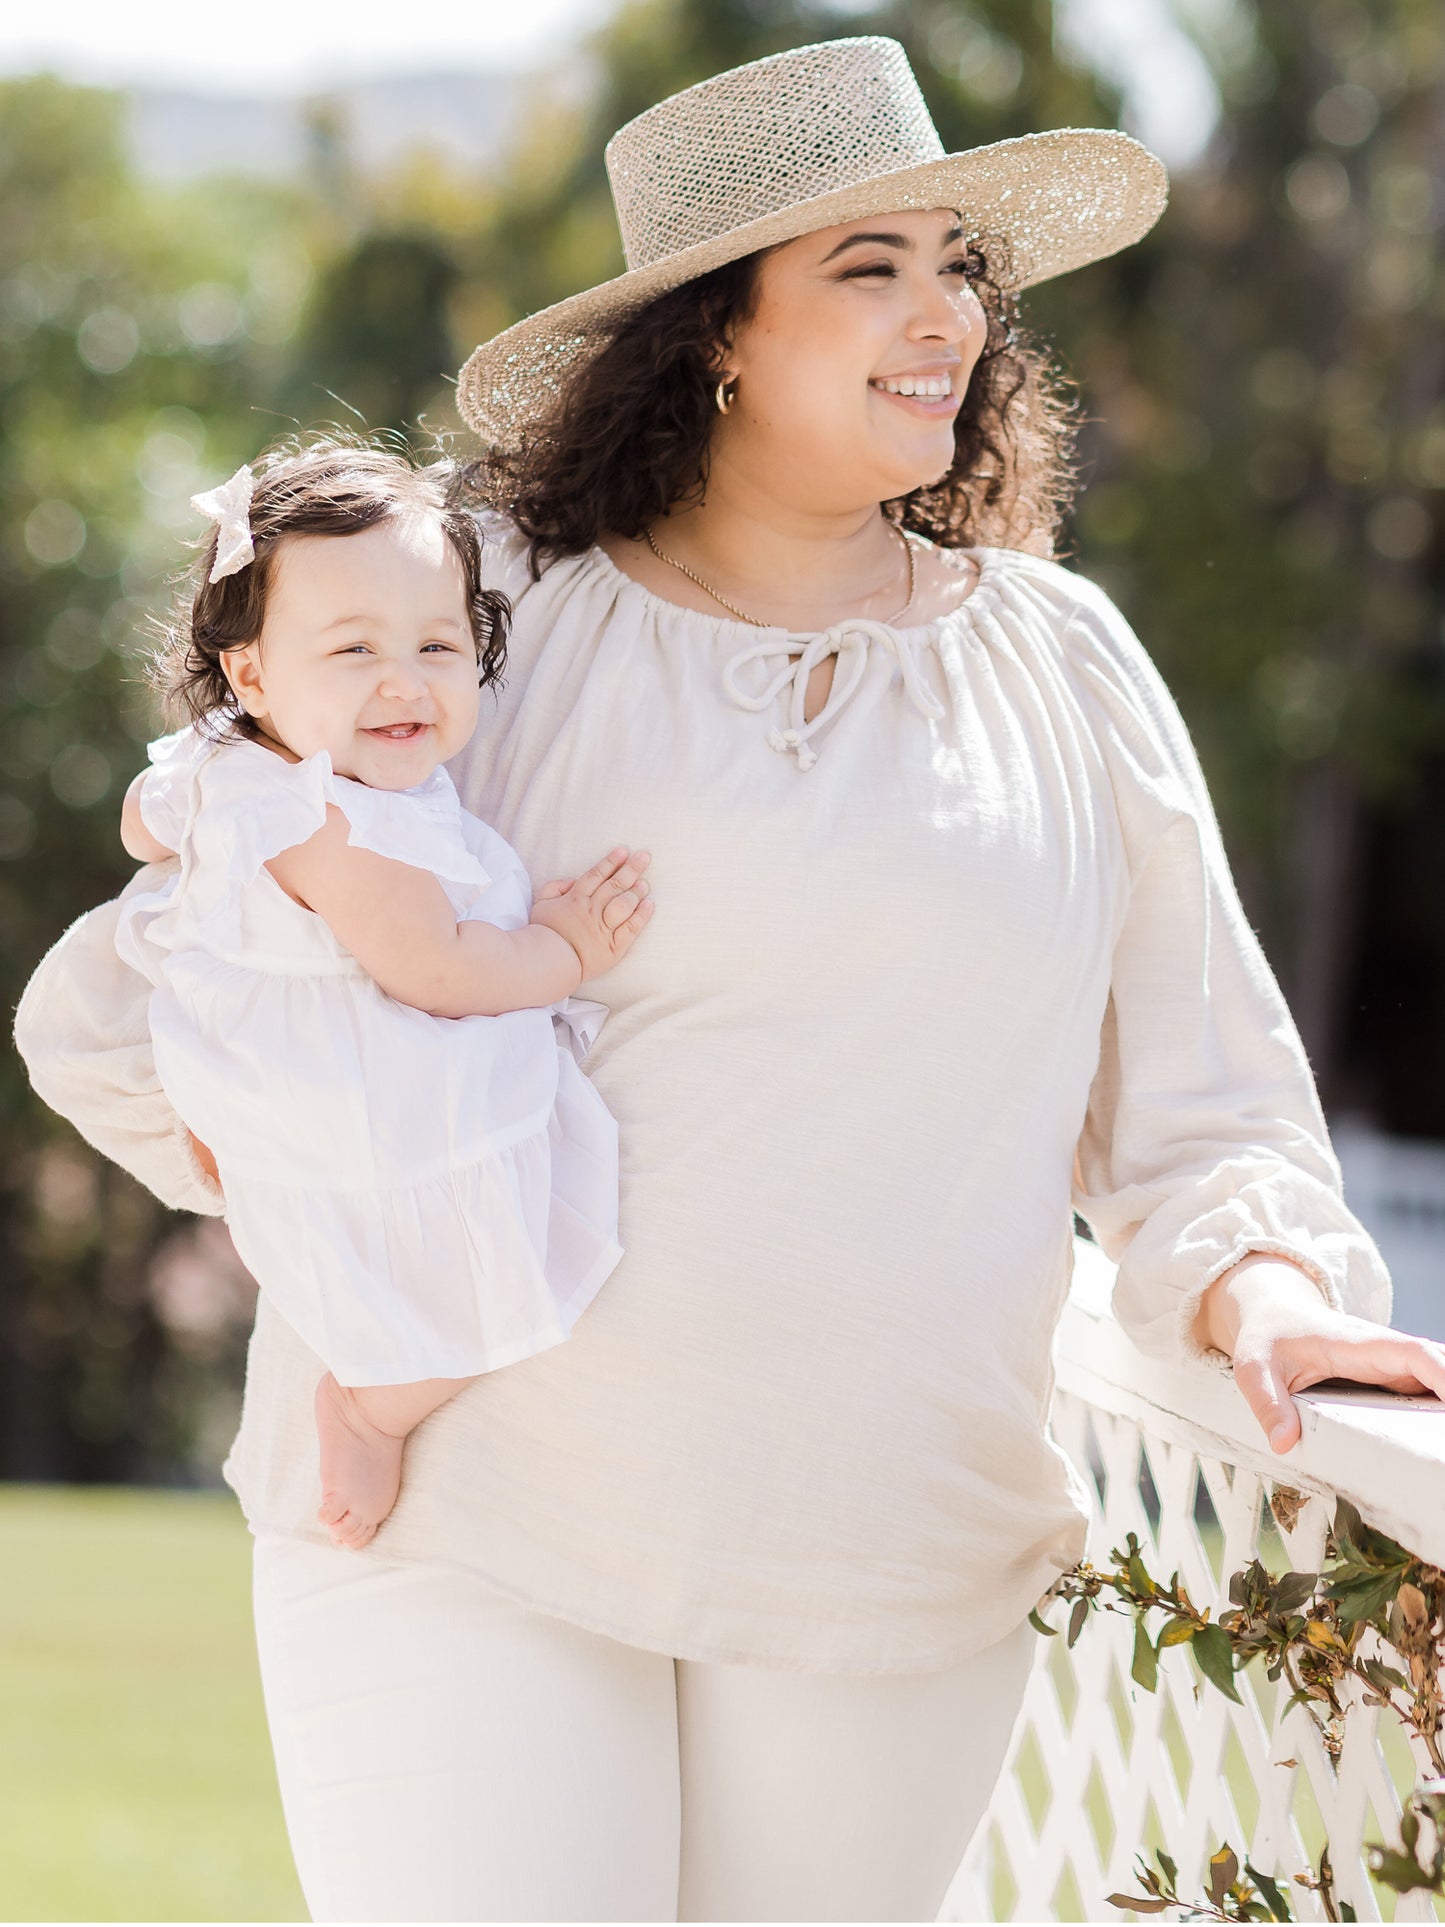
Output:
[314, 1373, 405, 1550]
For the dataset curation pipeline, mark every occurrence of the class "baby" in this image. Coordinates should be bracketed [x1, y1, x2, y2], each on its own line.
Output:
[114, 437, 652, 1549]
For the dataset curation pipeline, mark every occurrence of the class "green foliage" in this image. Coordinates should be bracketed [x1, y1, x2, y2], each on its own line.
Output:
[1107, 1839, 1359, 1921]
[1367, 1785, 1445, 1896]
[1040, 1493, 1445, 1914]
[285, 231, 460, 435]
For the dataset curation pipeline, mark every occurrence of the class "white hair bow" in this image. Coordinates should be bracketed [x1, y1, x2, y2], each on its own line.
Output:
[190, 465, 255, 583]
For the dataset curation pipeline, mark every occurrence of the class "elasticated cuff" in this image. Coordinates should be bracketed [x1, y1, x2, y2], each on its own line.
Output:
[1174, 1238, 1339, 1374]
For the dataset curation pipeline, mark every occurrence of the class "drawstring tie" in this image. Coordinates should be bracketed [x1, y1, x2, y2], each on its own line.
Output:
[720, 619, 944, 772]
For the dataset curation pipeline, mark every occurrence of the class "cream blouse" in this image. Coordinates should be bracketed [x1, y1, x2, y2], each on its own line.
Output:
[14, 520, 1392, 1673]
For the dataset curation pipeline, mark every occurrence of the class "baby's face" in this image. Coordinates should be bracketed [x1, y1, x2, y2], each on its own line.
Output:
[222, 515, 481, 789]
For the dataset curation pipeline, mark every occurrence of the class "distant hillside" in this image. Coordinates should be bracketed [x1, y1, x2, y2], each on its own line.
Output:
[126, 70, 522, 180]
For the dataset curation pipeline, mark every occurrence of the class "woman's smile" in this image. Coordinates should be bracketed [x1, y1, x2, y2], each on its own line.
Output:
[868, 370, 961, 419]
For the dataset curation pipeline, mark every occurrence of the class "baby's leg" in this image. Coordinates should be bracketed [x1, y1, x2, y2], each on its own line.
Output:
[314, 1374, 474, 1551]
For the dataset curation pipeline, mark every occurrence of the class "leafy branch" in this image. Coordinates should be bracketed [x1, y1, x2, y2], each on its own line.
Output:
[1031, 1492, 1445, 1910]
[1105, 1842, 1355, 1922]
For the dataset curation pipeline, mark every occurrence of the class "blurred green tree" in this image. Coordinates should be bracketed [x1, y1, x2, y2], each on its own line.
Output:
[285, 230, 459, 434]
[1047, 0, 1445, 1105]
[0, 78, 315, 1478]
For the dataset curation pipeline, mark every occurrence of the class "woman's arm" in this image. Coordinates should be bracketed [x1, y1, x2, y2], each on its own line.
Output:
[120, 772, 176, 866]
[1059, 582, 1445, 1444]
[267, 809, 652, 1020]
[14, 875, 225, 1216]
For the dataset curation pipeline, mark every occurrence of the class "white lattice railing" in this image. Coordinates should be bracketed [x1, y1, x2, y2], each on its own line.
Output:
[944, 1239, 1445, 1925]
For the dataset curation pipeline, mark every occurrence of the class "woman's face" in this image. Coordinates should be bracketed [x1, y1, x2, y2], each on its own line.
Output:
[717, 207, 989, 512]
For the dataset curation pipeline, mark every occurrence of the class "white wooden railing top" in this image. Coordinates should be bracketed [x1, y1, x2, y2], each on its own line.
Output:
[1061, 1238, 1445, 1570]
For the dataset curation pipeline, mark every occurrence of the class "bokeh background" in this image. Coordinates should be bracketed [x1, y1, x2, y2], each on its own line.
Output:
[1, 0, 1443, 1916]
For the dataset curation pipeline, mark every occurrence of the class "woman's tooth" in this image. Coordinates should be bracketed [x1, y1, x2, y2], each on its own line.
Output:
[872, 377, 950, 396]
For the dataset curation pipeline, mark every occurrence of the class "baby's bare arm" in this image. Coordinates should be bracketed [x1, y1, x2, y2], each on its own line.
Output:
[120, 772, 175, 866]
[266, 806, 584, 1019]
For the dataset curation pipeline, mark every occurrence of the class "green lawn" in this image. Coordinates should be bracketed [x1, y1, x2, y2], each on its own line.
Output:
[0, 1485, 307, 1923]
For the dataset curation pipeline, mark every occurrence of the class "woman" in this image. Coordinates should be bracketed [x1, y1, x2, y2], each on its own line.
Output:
[17, 36, 1445, 1925]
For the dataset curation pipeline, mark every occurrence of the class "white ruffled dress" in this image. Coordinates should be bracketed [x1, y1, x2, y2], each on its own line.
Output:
[115, 724, 622, 1388]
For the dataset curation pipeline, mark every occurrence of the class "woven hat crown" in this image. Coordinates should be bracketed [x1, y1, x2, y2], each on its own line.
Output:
[605, 38, 947, 272]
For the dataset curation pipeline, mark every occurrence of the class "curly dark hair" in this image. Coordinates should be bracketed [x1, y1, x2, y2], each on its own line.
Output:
[479, 232, 1079, 575]
[150, 434, 511, 741]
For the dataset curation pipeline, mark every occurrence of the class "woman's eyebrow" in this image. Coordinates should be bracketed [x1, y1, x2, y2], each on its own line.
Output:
[819, 223, 966, 262]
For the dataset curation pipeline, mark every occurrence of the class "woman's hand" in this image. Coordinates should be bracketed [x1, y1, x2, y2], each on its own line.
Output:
[1193, 1254, 1445, 1453]
[529, 846, 654, 982]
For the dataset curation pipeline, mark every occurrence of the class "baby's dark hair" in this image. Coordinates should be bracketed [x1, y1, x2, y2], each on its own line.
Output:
[150, 434, 511, 739]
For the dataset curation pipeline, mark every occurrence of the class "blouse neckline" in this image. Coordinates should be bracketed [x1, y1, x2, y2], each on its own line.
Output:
[580, 537, 1006, 643]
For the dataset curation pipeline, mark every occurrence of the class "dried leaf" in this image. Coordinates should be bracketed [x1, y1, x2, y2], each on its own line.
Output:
[1397, 1581, 1429, 1627]
[1304, 1618, 1348, 1655]
[1271, 1485, 1307, 1532]
[1158, 1616, 1198, 1648]
[1208, 1843, 1240, 1908]
[1027, 1607, 1058, 1637]
[1105, 1896, 1168, 1914]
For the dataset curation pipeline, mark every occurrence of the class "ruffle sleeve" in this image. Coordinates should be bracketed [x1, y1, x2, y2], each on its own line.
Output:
[1062, 578, 1392, 1372]
[130, 727, 497, 952]
[137, 725, 211, 848]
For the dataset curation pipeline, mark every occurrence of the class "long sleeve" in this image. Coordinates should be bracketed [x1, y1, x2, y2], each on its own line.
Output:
[13, 866, 225, 1217]
[1064, 579, 1391, 1371]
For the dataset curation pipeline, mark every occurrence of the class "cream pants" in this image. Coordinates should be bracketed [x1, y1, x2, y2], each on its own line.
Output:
[251, 1534, 1033, 1924]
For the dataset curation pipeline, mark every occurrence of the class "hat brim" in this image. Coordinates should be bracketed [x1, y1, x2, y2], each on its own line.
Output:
[456, 126, 1167, 445]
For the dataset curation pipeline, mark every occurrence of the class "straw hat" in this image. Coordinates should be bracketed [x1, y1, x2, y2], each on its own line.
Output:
[456, 36, 1167, 445]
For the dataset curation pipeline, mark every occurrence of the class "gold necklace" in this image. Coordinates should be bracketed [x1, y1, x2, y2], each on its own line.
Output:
[643, 520, 916, 628]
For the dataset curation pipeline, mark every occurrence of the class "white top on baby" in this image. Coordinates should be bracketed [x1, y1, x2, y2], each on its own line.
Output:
[115, 722, 622, 1387]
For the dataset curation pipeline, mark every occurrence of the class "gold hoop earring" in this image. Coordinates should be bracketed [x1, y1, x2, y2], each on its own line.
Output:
[715, 378, 737, 415]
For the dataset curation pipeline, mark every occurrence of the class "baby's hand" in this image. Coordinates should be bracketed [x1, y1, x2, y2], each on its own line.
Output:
[529, 846, 654, 982]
